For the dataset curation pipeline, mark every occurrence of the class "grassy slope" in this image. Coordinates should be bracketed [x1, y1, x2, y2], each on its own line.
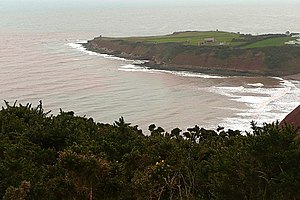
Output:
[120, 31, 294, 49]
[125, 31, 241, 46]
[92, 31, 300, 75]
[242, 37, 293, 48]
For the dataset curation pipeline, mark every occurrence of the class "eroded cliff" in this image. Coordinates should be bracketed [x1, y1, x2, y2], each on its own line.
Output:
[84, 36, 300, 76]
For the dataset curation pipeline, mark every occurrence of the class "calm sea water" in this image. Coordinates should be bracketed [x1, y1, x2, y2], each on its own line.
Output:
[1, 5, 300, 132]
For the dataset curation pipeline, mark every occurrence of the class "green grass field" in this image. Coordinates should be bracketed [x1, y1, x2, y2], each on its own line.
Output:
[126, 31, 240, 46]
[241, 37, 293, 48]
[119, 31, 295, 49]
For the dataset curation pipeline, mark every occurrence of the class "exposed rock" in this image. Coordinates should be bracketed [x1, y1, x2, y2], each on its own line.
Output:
[280, 105, 300, 134]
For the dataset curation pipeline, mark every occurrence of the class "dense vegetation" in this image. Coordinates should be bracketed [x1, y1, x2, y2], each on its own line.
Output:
[1, 101, 300, 200]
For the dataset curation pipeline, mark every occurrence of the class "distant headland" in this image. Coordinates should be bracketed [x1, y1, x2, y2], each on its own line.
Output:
[84, 31, 300, 78]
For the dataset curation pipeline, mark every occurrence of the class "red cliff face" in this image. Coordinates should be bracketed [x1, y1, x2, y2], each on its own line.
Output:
[170, 52, 266, 73]
[85, 38, 300, 76]
[280, 105, 300, 134]
[86, 39, 267, 74]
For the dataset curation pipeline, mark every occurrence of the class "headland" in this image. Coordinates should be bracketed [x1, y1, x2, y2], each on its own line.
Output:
[84, 31, 300, 77]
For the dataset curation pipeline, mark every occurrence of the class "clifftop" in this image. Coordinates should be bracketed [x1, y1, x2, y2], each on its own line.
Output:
[84, 31, 300, 76]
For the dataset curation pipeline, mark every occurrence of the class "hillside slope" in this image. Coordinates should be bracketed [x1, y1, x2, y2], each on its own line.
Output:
[84, 31, 300, 76]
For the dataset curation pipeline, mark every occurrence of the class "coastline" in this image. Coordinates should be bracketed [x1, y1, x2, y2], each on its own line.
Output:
[71, 41, 300, 132]
[82, 42, 297, 79]
[83, 34, 300, 79]
[81, 43, 264, 77]
[81, 40, 300, 80]
[140, 61, 269, 77]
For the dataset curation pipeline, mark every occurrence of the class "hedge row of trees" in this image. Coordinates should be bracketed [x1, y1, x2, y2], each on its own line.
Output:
[0, 101, 299, 199]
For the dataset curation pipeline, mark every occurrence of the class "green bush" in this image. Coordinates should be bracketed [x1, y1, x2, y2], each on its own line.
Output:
[0, 102, 299, 199]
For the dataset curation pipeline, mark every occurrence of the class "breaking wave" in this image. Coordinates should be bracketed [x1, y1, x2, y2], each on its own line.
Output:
[211, 78, 300, 131]
[68, 40, 300, 132]
[119, 64, 226, 79]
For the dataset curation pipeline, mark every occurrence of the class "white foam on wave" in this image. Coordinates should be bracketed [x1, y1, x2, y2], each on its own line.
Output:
[247, 83, 264, 87]
[67, 41, 100, 56]
[67, 41, 148, 62]
[68, 40, 299, 132]
[68, 41, 225, 79]
[211, 78, 300, 132]
[171, 71, 225, 79]
[118, 64, 150, 72]
[119, 64, 225, 79]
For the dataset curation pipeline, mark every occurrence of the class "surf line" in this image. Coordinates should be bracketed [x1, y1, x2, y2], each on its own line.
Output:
[68, 41, 227, 79]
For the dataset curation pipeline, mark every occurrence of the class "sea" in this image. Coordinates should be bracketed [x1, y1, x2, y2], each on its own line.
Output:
[1, 4, 300, 133]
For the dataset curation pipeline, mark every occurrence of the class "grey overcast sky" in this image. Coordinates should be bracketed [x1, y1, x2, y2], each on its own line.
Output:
[1, 0, 299, 11]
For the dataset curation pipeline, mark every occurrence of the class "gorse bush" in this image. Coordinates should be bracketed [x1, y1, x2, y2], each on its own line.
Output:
[0, 102, 299, 200]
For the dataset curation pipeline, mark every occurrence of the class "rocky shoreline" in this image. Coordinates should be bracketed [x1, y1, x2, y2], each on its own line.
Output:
[139, 61, 267, 77]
